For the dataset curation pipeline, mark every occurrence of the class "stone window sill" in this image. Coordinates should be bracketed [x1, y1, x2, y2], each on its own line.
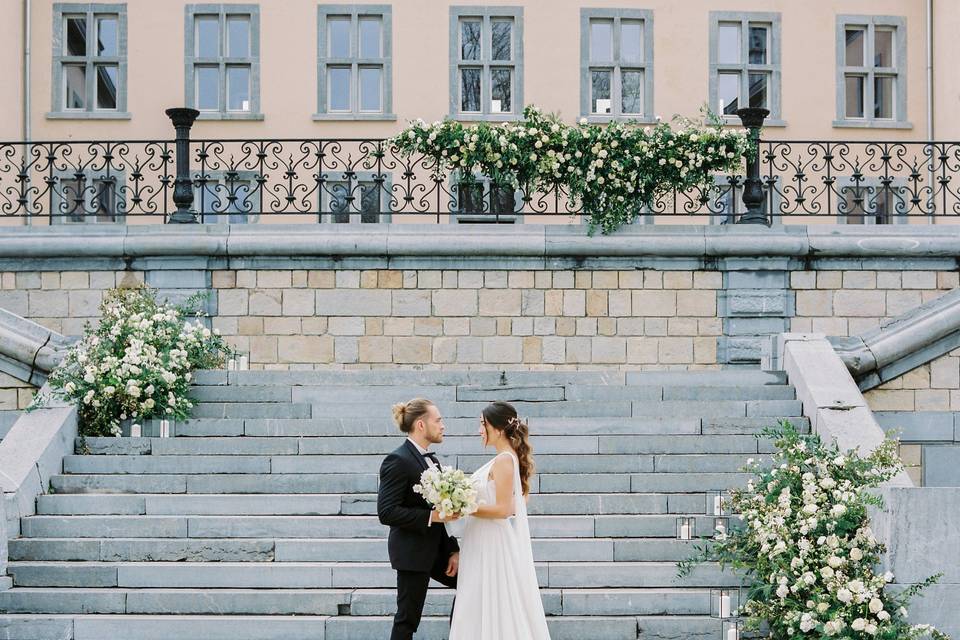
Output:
[46, 111, 132, 120]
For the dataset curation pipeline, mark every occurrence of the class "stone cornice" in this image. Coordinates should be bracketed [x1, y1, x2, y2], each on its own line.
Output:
[0, 225, 958, 261]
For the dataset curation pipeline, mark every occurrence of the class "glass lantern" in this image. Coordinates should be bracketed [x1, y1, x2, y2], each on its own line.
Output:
[676, 516, 695, 540]
[714, 516, 731, 537]
[721, 618, 742, 640]
[710, 588, 740, 619]
[706, 490, 728, 516]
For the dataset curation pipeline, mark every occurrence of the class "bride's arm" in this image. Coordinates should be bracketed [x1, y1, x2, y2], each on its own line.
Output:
[471, 456, 516, 520]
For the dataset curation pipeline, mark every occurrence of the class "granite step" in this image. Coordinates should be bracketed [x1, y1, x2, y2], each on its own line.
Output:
[9, 536, 707, 563]
[34, 492, 728, 516]
[0, 613, 726, 640]
[0, 586, 713, 616]
[17, 514, 732, 540]
[7, 561, 740, 589]
[78, 433, 778, 456]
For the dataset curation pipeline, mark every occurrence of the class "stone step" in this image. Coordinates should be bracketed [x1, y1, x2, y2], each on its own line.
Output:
[9, 536, 703, 563]
[61, 453, 759, 475]
[7, 561, 739, 589]
[79, 433, 777, 456]
[50, 471, 749, 495]
[189, 403, 313, 419]
[0, 586, 712, 616]
[18, 514, 732, 540]
[193, 367, 785, 387]
[0, 613, 724, 640]
[49, 474, 380, 495]
[188, 398, 801, 420]
[169, 415, 807, 438]
[561, 384, 795, 402]
[34, 492, 727, 516]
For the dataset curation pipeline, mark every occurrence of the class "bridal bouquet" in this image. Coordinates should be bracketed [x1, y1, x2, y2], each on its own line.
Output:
[413, 466, 479, 519]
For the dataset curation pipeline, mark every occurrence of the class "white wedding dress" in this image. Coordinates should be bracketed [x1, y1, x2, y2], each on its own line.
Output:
[448, 450, 551, 640]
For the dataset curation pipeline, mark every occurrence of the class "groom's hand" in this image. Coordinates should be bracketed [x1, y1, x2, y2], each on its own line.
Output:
[445, 552, 460, 577]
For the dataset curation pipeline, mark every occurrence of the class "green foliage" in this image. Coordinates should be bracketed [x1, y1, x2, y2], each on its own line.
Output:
[391, 105, 751, 234]
[31, 285, 232, 437]
[678, 420, 947, 639]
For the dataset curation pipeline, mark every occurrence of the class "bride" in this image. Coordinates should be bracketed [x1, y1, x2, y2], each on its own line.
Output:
[448, 401, 551, 640]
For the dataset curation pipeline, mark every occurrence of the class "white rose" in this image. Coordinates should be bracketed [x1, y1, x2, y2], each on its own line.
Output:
[864, 623, 877, 635]
[877, 610, 890, 621]
[776, 584, 789, 599]
[850, 547, 863, 561]
[836, 588, 852, 603]
[869, 598, 884, 614]
[852, 618, 867, 631]
[828, 556, 843, 568]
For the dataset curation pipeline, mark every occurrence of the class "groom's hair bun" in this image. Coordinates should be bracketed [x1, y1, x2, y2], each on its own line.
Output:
[393, 398, 434, 433]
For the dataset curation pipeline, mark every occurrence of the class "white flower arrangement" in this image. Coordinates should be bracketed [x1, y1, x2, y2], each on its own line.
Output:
[31, 285, 231, 438]
[413, 466, 479, 519]
[390, 105, 751, 234]
[679, 420, 948, 640]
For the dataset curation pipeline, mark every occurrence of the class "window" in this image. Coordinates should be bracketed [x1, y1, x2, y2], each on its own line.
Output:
[453, 174, 521, 223]
[450, 6, 523, 121]
[316, 5, 393, 120]
[185, 4, 261, 120]
[321, 172, 391, 223]
[709, 12, 781, 123]
[580, 9, 653, 122]
[50, 3, 128, 119]
[193, 171, 258, 224]
[53, 171, 125, 224]
[835, 16, 907, 128]
[837, 177, 907, 225]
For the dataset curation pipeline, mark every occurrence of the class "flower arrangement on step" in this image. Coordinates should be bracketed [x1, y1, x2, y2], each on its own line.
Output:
[30, 285, 232, 437]
[390, 105, 751, 234]
[678, 420, 948, 640]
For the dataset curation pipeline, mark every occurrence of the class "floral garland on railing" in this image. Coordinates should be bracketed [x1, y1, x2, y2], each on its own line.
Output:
[679, 421, 948, 639]
[390, 106, 751, 234]
[30, 286, 231, 437]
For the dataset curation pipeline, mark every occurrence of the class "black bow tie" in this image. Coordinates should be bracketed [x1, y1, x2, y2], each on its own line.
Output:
[422, 451, 440, 463]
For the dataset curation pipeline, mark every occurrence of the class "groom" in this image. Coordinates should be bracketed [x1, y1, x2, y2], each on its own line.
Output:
[378, 398, 460, 640]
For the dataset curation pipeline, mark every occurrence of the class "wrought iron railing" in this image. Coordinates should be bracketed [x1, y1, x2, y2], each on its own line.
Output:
[0, 108, 955, 225]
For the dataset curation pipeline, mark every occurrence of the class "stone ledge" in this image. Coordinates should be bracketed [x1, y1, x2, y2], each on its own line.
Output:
[0, 225, 959, 265]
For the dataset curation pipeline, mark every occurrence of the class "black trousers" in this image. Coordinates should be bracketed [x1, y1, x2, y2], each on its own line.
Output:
[390, 551, 458, 640]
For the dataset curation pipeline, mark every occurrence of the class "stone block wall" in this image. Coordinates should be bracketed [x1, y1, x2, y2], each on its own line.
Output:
[1, 264, 958, 374]
[216, 268, 725, 370]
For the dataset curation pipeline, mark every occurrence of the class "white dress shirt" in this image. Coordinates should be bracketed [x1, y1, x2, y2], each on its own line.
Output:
[407, 437, 437, 527]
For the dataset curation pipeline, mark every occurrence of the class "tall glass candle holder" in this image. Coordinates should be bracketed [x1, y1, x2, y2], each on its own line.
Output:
[710, 588, 740, 619]
[706, 490, 728, 516]
[721, 619, 742, 640]
[714, 516, 731, 537]
[676, 516, 695, 540]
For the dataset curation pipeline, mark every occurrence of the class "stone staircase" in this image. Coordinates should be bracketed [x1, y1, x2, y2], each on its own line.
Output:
[0, 370, 806, 640]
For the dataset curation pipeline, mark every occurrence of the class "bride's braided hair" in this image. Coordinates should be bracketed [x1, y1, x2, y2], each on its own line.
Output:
[481, 401, 534, 496]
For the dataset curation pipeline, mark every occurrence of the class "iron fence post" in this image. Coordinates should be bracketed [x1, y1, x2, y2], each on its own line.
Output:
[165, 107, 200, 224]
[735, 107, 770, 225]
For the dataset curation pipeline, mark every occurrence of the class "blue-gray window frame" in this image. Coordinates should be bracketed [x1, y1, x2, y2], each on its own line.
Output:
[450, 171, 523, 223]
[834, 15, 910, 129]
[315, 5, 394, 120]
[49, 3, 130, 120]
[708, 11, 784, 126]
[52, 168, 127, 224]
[579, 8, 654, 123]
[320, 171, 394, 223]
[835, 175, 909, 225]
[449, 6, 524, 122]
[192, 169, 261, 224]
[184, 3, 263, 120]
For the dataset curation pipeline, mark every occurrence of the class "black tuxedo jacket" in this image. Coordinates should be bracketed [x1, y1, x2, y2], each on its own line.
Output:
[377, 440, 460, 572]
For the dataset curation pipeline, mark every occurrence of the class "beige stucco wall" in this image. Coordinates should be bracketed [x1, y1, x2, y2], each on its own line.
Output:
[5, 0, 942, 142]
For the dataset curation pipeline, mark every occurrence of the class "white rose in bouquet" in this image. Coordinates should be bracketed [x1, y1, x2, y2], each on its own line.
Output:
[413, 466, 479, 520]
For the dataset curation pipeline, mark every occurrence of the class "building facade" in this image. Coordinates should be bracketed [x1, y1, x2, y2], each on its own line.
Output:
[1, 0, 958, 226]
